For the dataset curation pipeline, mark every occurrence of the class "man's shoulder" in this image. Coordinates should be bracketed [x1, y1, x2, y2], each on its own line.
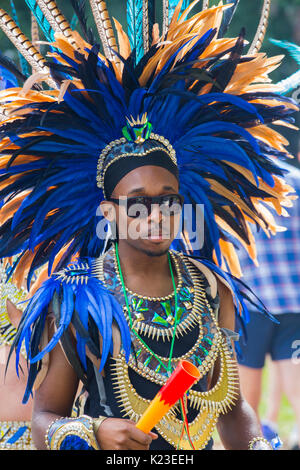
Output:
[179, 253, 220, 301]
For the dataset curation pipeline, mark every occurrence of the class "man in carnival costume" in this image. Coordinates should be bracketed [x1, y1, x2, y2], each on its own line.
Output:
[0, 0, 298, 450]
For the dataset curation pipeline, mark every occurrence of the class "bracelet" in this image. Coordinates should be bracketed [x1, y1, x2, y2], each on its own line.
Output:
[45, 415, 105, 450]
[93, 416, 109, 435]
[248, 437, 273, 450]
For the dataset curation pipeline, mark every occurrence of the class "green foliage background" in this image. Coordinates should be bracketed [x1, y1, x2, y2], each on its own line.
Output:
[0, 0, 299, 159]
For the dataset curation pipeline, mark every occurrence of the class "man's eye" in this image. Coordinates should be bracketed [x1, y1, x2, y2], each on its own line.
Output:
[162, 196, 174, 205]
[162, 199, 170, 206]
[134, 197, 145, 204]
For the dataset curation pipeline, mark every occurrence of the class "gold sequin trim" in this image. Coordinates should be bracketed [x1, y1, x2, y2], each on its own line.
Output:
[0, 421, 35, 450]
[96, 133, 177, 195]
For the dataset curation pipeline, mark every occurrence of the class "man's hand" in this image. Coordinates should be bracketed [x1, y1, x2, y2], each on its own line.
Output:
[97, 418, 158, 450]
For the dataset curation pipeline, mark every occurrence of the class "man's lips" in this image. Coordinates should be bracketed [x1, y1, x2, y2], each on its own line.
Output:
[145, 231, 170, 240]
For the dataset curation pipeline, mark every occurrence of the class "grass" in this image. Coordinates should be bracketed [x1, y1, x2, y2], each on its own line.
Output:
[259, 360, 296, 447]
[212, 359, 296, 450]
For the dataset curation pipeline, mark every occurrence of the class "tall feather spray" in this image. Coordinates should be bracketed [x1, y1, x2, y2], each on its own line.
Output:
[88, 0, 119, 62]
[168, 0, 190, 23]
[34, 0, 74, 40]
[127, 0, 145, 64]
[0, 9, 55, 88]
[141, 0, 156, 57]
[9, 0, 30, 76]
[248, 0, 271, 54]
[25, 0, 55, 41]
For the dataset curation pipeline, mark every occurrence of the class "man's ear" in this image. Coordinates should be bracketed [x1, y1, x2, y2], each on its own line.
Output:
[6, 298, 23, 329]
[99, 200, 116, 222]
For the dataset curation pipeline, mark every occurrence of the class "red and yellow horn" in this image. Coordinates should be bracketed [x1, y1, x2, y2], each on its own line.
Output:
[136, 360, 201, 434]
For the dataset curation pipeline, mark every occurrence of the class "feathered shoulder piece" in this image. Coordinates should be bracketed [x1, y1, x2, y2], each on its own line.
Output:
[10, 257, 131, 403]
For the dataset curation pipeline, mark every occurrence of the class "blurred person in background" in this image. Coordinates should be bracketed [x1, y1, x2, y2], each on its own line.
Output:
[0, 277, 34, 450]
[237, 162, 300, 450]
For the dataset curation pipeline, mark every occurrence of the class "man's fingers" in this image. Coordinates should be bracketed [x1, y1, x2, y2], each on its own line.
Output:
[126, 438, 152, 450]
[127, 422, 158, 442]
[97, 418, 157, 450]
[127, 425, 153, 446]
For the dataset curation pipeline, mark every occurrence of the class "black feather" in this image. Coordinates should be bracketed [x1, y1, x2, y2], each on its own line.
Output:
[0, 53, 29, 84]
[70, 0, 97, 45]
[218, 0, 240, 38]
[6, 136, 49, 169]
[211, 28, 246, 92]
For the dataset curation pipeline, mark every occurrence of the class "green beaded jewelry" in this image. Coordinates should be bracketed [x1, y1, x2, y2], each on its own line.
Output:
[114, 242, 196, 449]
[114, 241, 179, 375]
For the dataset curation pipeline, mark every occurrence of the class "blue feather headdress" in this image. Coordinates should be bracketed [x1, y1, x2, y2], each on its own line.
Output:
[0, 1, 296, 281]
[0, 1, 298, 398]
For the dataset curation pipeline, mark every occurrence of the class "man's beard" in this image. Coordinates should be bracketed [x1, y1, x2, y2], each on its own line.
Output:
[138, 245, 170, 258]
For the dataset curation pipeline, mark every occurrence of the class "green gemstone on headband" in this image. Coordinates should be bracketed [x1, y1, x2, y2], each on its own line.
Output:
[122, 120, 153, 144]
[144, 122, 152, 140]
[122, 126, 132, 141]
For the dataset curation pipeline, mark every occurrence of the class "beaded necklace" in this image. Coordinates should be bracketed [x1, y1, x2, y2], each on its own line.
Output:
[114, 242, 179, 376]
[114, 242, 195, 448]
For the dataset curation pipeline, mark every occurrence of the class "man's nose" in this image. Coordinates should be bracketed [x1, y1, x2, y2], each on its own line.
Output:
[149, 204, 163, 224]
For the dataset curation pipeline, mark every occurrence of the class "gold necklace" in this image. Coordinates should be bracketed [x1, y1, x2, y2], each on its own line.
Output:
[93, 249, 240, 449]
[94, 249, 222, 382]
[125, 264, 222, 385]
[93, 246, 183, 301]
[125, 328, 222, 386]
[114, 246, 183, 301]
[93, 249, 208, 340]
[110, 335, 239, 450]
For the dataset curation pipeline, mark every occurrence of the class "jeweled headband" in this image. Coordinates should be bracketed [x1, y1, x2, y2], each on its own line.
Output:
[96, 114, 178, 199]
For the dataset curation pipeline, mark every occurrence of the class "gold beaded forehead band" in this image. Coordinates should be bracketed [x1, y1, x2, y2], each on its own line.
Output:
[96, 114, 177, 196]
